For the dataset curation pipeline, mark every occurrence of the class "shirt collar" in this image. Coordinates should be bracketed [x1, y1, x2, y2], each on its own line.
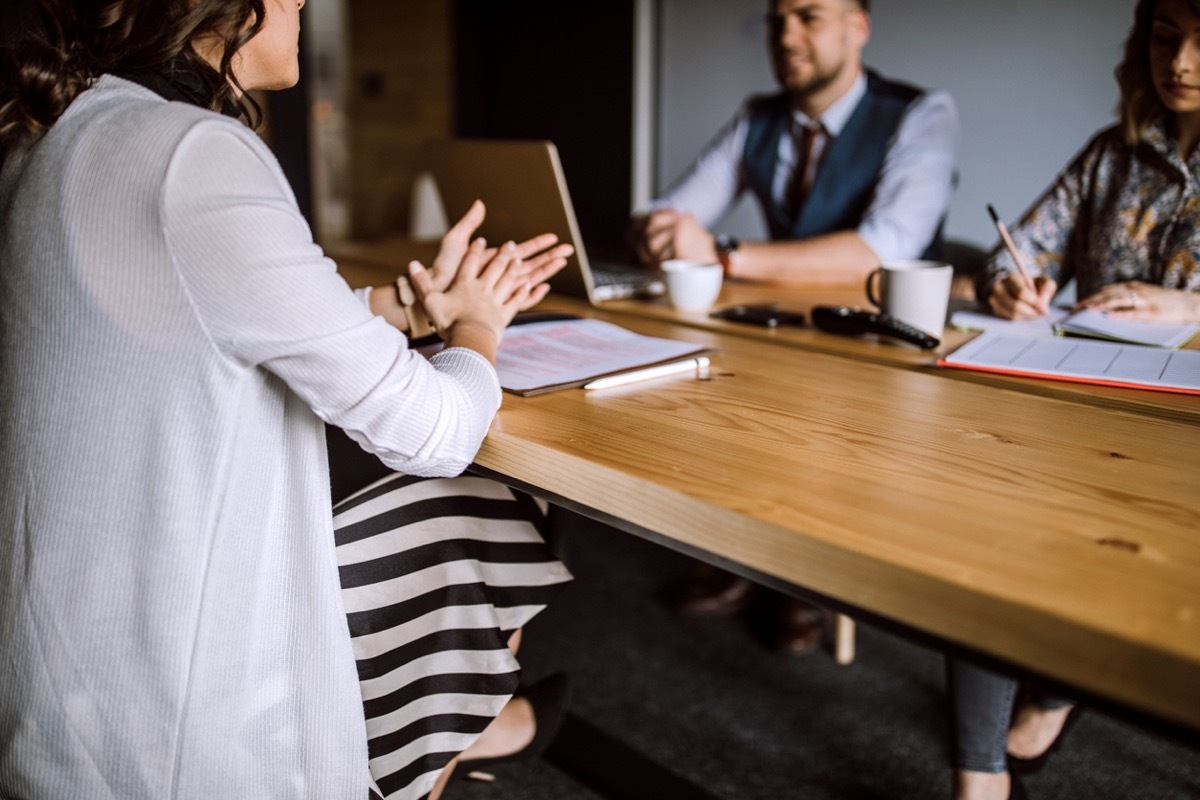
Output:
[1142, 113, 1200, 178]
[791, 71, 867, 136]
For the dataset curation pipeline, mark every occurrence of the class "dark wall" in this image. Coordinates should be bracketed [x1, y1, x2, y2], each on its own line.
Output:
[263, 81, 313, 225]
[453, 1, 635, 259]
[1, 1, 35, 47]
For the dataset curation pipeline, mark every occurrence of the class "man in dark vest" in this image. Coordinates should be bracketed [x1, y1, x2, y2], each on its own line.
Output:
[632, 0, 957, 286]
[632, 0, 958, 653]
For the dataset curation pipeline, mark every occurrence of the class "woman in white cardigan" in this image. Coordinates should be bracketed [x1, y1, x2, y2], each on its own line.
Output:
[0, 1, 572, 797]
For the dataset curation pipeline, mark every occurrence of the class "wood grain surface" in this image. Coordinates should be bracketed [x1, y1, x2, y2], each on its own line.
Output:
[330, 244, 1200, 733]
[476, 310, 1200, 733]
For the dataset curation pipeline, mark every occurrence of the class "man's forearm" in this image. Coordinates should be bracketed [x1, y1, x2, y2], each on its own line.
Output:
[727, 231, 880, 284]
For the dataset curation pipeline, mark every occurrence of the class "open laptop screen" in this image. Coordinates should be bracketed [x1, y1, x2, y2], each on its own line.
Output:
[421, 139, 661, 302]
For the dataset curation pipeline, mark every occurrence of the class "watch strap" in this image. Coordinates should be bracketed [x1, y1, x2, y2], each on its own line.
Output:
[715, 234, 740, 275]
[395, 275, 436, 339]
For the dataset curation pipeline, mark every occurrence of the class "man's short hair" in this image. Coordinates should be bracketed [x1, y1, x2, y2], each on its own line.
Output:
[770, 0, 869, 11]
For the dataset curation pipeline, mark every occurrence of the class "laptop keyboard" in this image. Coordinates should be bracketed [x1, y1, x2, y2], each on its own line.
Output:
[591, 262, 664, 295]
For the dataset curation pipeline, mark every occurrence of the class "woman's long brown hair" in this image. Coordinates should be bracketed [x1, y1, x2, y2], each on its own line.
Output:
[1115, 0, 1200, 143]
[0, 0, 266, 147]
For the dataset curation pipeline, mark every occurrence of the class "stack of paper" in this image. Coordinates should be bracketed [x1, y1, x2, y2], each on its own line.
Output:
[422, 315, 714, 396]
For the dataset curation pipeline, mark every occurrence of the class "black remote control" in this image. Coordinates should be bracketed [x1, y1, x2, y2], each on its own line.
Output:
[810, 305, 940, 349]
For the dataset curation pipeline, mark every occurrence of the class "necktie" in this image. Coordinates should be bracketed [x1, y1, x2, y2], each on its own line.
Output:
[787, 121, 823, 217]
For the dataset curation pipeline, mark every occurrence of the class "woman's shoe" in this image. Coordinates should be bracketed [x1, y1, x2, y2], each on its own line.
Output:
[1007, 766, 1030, 800]
[1007, 706, 1082, 776]
[460, 672, 573, 773]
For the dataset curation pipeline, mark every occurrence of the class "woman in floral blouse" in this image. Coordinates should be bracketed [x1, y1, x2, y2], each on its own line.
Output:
[956, 1, 1200, 799]
[978, 0, 1200, 326]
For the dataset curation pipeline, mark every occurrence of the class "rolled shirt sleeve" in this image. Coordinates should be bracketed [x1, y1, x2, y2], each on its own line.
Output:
[855, 90, 959, 262]
[643, 111, 747, 226]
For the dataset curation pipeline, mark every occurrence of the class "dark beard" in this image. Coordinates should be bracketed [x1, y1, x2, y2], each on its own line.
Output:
[786, 67, 841, 105]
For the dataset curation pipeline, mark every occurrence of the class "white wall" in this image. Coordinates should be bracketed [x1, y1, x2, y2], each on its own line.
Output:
[653, 0, 1133, 250]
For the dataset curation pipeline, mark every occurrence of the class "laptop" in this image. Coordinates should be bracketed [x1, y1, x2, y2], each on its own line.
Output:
[420, 139, 664, 303]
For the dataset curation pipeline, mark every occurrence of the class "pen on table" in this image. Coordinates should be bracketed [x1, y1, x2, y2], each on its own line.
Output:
[987, 204, 1037, 295]
[583, 356, 710, 391]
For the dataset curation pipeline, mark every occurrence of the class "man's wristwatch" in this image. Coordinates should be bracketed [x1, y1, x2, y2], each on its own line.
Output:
[714, 234, 740, 275]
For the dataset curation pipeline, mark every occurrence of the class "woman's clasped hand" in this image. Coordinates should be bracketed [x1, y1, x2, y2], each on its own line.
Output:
[409, 199, 572, 347]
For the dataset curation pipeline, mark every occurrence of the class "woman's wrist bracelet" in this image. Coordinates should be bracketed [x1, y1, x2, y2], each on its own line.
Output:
[395, 275, 436, 338]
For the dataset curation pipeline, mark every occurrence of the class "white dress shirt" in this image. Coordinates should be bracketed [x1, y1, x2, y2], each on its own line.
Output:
[648, 72, 960, 262]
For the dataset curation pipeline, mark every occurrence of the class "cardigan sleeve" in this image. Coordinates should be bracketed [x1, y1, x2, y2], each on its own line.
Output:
[160, 119, 501, 477]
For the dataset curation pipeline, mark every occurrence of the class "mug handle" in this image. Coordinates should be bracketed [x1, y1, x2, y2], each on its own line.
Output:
[865, 267, 883, 309]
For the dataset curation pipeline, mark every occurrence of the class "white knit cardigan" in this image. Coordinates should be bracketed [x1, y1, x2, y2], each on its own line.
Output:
[0, 76, 501, 798]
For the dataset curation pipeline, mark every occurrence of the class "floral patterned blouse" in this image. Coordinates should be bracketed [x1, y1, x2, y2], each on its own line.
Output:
[978, 116, 1200, 302]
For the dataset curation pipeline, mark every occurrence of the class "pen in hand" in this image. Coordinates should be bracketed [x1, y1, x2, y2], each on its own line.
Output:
[987, 204, 1044, 312]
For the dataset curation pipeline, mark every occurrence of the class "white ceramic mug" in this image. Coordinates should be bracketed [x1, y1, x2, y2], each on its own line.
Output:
[865, 260, 954, 337]
[661, 259, 724, 312]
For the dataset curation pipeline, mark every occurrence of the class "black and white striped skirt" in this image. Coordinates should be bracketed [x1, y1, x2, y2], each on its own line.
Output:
[334, 472, 573, 800]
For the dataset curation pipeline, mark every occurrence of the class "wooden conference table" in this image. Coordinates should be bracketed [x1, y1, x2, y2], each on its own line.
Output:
[332, 251, 1200, 742]
[601, 279, 1200, 425]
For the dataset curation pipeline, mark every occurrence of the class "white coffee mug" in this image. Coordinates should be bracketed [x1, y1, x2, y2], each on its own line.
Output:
[865, 260, 954, 337]
[661, 259, 724, 312]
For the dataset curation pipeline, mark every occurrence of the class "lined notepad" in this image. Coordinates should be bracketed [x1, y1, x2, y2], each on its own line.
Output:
[1051, 309, 1200, 348]
[938, 330, 1200, 394]
[949, 307, 1200, 348]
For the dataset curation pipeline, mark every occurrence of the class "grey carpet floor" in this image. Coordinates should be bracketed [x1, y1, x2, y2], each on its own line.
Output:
[444, 512, 1200, 800]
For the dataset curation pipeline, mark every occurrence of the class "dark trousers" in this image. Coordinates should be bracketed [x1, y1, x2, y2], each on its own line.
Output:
[947, 658, 1073, 773]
